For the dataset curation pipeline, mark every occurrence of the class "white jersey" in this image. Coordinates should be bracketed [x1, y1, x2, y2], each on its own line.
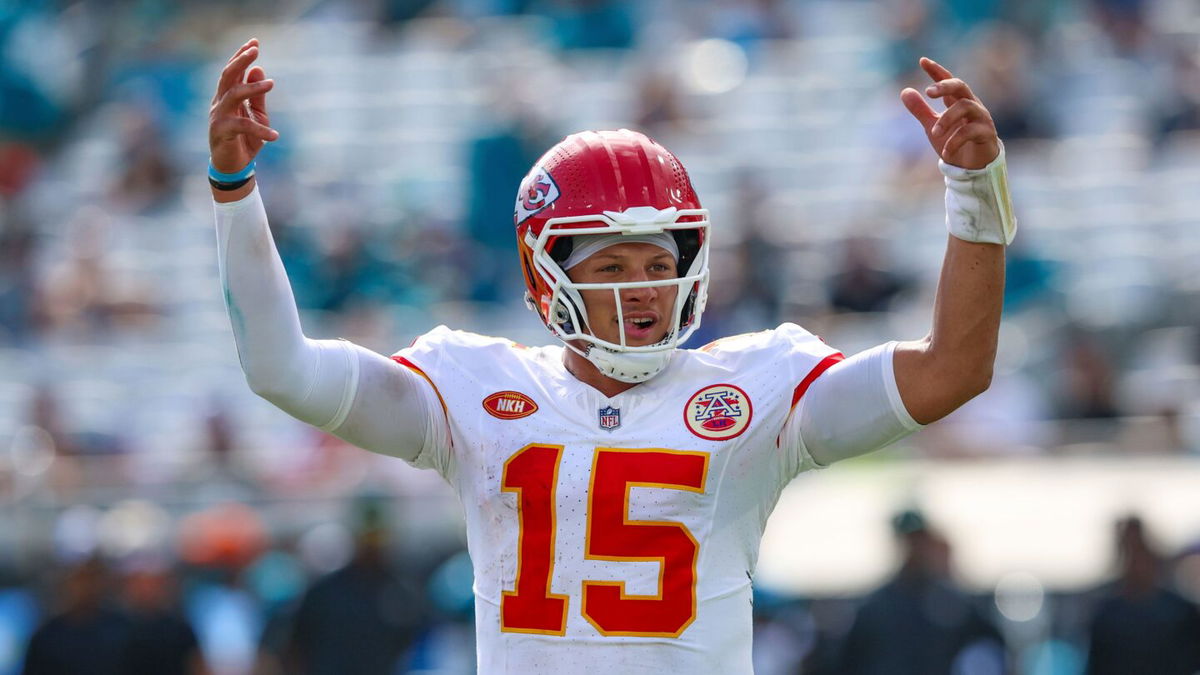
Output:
[393, 323, 844, 674]
[214, 188, 920, 674]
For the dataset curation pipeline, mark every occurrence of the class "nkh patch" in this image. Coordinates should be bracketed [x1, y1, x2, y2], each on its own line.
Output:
[684, 384, 753, 441]
[482, 391, 539, 420]
[598, 406, 621, 431]
[514, 166, 560, 225]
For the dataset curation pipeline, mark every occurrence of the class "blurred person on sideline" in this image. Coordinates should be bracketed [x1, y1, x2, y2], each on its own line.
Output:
[209, 38, 1015, 673]
[691, 168, 789, 344]
[176, 503, 267, 675]
[280, 498, 424, 675]
[541, 0, 636, 50]
[963, 23, 1042, 142]
[109, 106, 180, 214]
[1085, 516, 1200, 675]
[828, 235, 913, 314]
[728, 168, 789, 325]
[1056, 326, 1119, 420]
[1154, 39, 1200, 144]
[0, 218, 37, 345]
[633, 71, 688, 138]
[21, 557, 130, 675]
[118, 561, 208, 675]
[463, 85, 550, 304]
[34, 206, 160, 340]
[835, 510, 1006, 675]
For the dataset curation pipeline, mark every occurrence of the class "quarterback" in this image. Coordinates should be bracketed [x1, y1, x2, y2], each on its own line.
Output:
[209, 39, 1013, 674]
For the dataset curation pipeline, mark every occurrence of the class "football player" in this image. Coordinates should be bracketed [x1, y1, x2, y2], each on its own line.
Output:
[209, 38, 1014, 674]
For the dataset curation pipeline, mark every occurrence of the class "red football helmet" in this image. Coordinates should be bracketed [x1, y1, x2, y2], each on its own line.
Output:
[514, 129, 710, 382]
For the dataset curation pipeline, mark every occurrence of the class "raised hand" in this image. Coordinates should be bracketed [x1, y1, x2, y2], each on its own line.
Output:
[900, 57, 1000, 170]
[208, 38, 279, 175]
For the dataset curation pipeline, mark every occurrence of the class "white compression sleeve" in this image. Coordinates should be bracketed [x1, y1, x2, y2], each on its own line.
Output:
[213, 188, 445, 462]
[785, 341, 924, 468]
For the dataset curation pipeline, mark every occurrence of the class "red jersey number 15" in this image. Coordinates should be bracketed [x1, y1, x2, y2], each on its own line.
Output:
[500, 444, 710, 638]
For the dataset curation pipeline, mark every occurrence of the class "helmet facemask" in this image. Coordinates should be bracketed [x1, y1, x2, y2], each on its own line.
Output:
[525, 206, 710, 383]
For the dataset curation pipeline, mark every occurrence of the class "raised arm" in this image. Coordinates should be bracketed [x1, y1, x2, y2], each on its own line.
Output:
[892, 57, 1012, 425]
[787, 59, 1012, 466]
[209, 39, 447, 463]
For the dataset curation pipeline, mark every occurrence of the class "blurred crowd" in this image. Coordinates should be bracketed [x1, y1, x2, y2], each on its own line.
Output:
[6, 500, 1200, 674]
[772, 511, 1200, 675]
[2, 0, 1200, 672]
[8, 495, 473, 675]
[2, 0, 1199, 459]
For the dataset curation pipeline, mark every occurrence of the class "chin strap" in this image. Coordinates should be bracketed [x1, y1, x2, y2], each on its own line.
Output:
[579, 344, 674, 383]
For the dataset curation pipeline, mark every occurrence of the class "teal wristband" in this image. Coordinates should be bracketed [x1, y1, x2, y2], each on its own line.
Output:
[209, 159, 256, 183]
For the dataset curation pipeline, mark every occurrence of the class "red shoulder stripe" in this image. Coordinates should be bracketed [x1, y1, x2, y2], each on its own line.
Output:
[789, 353, 845, 411]
[392, 355, 450, 418]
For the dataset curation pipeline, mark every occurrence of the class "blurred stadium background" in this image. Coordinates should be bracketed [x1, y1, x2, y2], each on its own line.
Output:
[2, 0, 1200, 673]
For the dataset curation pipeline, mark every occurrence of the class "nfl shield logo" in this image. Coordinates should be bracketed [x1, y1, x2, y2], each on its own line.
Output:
[598, 406, 621, 431]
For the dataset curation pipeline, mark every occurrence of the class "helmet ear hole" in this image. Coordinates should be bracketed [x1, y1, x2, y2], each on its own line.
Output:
[671, 229, 702, 274]
[551, 298, 577, 334]
[679, 289, 696, 328]
[552, 301, 570, 323]
[549, 237, 574, 266]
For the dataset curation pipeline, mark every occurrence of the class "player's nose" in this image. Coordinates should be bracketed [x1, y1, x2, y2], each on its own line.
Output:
[620, 278, 658, 304]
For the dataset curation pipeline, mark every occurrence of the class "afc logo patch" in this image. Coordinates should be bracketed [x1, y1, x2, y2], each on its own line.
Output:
[514, 166, 560, 225]
[598, 405, 621, 431]
[684, 384, 753, 441]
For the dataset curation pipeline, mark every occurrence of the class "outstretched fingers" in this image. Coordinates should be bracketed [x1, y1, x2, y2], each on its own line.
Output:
[215, 84, 279, 142]
[919, 57, 953, 83]
[925, 77, 978, 109]
[941, 122, 994, 158]
[226, 38, 258, 64]
[213, 116, 279, 144]
[905, 56, 1000, 168]
[245, 66, 270, 121]
[900, 87, 939, 135]
[218, 79, 274, 115]
[930, 98, 989, 137]
[213, 44, 260, 104]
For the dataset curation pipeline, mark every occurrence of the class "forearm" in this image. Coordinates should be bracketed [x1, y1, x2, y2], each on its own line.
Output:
[895, 235, 1004, 423]
[208, 41, 420, 441]
[213, 186, 440, 459]
[214, 185, 316, 404]
[890, 57, 1013, 425]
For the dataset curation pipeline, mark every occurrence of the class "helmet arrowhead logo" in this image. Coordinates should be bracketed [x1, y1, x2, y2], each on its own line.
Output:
[525, 178, 551, 206]
[515, 167, 560, 225]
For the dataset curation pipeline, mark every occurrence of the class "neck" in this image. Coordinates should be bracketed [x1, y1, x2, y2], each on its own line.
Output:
[563, 344, 639, 397]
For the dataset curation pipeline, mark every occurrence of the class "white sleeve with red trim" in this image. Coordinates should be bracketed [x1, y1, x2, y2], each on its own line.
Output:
[784, 341, 924, 470]
[213, 188, 447, 466]
[391, 326, 532, 479]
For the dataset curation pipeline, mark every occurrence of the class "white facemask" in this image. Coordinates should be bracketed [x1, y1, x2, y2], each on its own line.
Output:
[525, 206, 711, 383]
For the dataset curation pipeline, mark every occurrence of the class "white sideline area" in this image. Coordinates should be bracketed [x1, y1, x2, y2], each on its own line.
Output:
[757, 456, 1200, 595]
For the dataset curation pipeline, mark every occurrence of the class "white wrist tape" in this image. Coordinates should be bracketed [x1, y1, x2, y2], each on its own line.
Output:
[939, 144, 1017, 245]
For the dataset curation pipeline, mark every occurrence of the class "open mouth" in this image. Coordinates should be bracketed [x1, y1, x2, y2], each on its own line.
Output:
[621, 314, 660, 341]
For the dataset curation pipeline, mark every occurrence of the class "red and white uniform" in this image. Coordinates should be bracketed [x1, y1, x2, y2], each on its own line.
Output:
[213, 189, 922, 674]
[394, 325, 847, 673]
